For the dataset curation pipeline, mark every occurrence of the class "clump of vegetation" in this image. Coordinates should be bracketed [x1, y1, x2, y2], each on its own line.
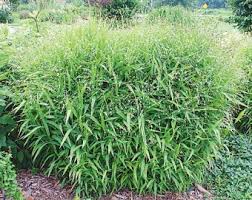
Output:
[91, 0, 139, 20]
[14, 18, 240, 197]
[148, 6, 195, 25]
[40, 9, 77, 24]
[0, 152, 24, 200]
[207, 135, 252, 199]
[0, 7, 14, 23]
[229, 0, 252, 32]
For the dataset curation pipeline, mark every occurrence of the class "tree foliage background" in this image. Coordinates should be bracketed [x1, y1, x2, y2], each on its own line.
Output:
[229, 0, 252, 32]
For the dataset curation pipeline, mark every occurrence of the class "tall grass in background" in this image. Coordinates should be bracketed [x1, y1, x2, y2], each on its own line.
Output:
[147, 6, 195, 26]
[14, 17, 240, 197]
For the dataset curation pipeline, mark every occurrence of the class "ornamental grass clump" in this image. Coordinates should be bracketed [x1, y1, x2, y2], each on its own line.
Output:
[15, 21, 239, 197]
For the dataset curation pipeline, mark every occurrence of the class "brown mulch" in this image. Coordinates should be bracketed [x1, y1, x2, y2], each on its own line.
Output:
[17, 170, 73, 200]
[101, 189, 208, 200]
[1, 170, 212, 200]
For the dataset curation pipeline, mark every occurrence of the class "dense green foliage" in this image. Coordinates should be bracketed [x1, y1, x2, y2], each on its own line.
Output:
[229, 0, 252, 32]
[0, 8, 14, 23]
[0, 152, 23, 200]
[207, 135, 252, 199]
[92, 0, 139, 20]
[14, 18, 239, 197]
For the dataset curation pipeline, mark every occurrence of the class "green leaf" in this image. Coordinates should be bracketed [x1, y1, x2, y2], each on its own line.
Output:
[235, 109, 246, 123]
[0, 114, 15, 125]
[17, 151, 24, 163]
[0, 134, 7, 148]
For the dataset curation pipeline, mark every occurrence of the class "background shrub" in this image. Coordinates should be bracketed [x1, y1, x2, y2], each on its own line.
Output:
[0, 152, 23, 200]
[91, 0, 139, 20]
[15, 20, 239, 197]
[0, 8, 14, 23]
[229, 0, 252, 32]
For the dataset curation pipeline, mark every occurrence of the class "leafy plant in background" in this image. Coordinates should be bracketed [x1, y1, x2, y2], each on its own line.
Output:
[90, 0, 139, 20]
[9, 0, 20, 5]
[9, 0, 21, 10]
[207, 135, 252, 199]
[15, 17, 240, 197]
[229, 0, 252, 32]
[0, 7, 14, 23]
[0, 152, 24, 200]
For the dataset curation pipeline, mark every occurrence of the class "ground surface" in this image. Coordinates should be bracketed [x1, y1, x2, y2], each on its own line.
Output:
[13, 170, 209, 200]
[17, 170, 73, 200]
